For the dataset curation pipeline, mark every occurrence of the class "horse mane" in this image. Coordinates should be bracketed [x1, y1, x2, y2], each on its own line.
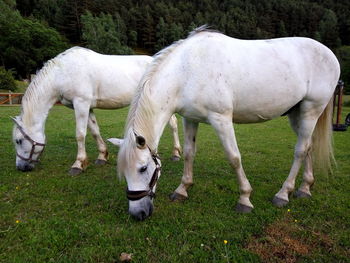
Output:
[126, 25, 217, 138]
[21, 47, 88, 126]
[118, 25, 218, 177]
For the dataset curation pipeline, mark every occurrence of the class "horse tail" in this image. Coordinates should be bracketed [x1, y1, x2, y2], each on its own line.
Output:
[312, 99, 335, 174]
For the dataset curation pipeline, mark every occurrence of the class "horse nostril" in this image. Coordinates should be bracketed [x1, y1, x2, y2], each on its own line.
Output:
[148, 205, 153, 216]
[24, 164, 33, 171]
[132, 210, 147, 221]
[139, 210, 147, 221]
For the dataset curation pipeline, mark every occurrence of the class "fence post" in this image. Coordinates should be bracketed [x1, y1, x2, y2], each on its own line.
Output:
[333, 80, 347, 131]
[9, 90, 12, 105]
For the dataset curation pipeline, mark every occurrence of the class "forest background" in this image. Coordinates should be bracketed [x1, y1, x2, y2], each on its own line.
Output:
[0, 0, 350, 93]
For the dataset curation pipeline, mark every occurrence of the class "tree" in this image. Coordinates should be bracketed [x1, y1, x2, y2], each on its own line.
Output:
[155, 17, 167, 50]
[0, 67, 16, 91]
[337, 46, 350, 93]
[319, 9, 341, 48]
[276, 21, 288, 37]
[81, 11, 133, 54]
[168, 23, 184, 43]
[0, 0, 68, 78]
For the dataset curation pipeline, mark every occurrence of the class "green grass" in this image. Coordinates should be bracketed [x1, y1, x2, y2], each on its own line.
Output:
[0, 106, 349, 262]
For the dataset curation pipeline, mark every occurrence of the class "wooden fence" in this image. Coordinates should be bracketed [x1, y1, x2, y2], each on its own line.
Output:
[0, 92, 62, 106]
[0, 92, 24, 105]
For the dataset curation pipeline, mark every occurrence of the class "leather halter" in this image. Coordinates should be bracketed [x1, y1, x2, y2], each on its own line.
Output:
[126, 149, 161, 201]
[15, 123, 45, 163]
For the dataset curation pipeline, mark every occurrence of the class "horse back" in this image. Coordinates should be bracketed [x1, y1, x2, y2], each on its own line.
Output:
[170, 33, 339, 123]
[54, 48, 152, 109]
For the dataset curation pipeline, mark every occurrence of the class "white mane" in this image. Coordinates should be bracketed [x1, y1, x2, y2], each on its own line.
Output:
[21, 47, 87, 126]
[118, 26, 214, 177]
[125, 26, 215, 143]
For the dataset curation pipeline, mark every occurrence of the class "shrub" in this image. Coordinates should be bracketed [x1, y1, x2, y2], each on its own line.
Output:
[0, 67, 16, 91]
[337, 46, 350, 94]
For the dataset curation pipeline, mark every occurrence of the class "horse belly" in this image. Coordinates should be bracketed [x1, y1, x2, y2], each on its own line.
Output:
[94, 80, 136, 109]
[95, 97, 130, 109]
[232, 93, 302, 123]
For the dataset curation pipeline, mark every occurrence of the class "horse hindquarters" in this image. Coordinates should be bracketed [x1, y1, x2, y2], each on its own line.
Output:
[273, 99, 334, 206]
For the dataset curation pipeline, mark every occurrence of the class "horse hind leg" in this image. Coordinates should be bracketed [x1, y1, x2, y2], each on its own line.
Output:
[295, 151, 313, 198]
[167, 114, 182, 161]
[273, 102, 321, 207]
[87, 110, 108, 165]
[209, 113, 253, 213]
[287, 108, 314, 199]
[169, 118, 198, 202]
[288, 105, 314, 198]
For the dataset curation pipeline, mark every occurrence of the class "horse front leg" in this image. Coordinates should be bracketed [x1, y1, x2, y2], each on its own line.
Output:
[87, 110, 108, 165]
[169, 118, 198, 201]
[167, 114, 182, 161]
[70, 100, 90, 175]
[209, 112, 253, 213]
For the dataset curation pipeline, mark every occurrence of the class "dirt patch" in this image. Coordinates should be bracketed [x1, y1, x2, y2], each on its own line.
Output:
[246, 213, 334, 263]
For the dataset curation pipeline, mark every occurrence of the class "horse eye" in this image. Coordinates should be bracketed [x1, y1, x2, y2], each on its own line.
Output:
[139, 165, 147, 173]
[16, 139, 22, 145]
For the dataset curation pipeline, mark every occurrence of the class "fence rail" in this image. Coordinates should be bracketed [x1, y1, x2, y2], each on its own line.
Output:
[0, 93, 62, 106]
[0, 92, 24, 105]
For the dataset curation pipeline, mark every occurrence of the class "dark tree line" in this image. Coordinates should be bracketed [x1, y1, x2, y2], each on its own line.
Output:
[1, 0, 350, 88]
[14, 0, 350, 50]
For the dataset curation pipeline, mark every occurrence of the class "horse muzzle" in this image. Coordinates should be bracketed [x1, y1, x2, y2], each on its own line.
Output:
[16, 160, 35, 172]
[128, 197, 154, 221]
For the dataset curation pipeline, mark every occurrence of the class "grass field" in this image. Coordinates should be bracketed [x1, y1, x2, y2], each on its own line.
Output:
[0, 106, 349, 262]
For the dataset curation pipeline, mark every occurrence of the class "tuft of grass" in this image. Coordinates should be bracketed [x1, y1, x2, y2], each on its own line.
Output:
[0, 106, 349, 262]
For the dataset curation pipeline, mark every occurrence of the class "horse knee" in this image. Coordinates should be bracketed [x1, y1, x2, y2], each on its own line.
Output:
[294, 150, 307, 160]
[76, 134, 85, 142]
[230, 155, 241, 169]
[184, 146, 195, 159]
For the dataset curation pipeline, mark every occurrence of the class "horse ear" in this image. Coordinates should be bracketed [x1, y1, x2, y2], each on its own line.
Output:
[136, 135, 146, 149]
[107, 138, 124, 147]
[11, 116, 21, 127]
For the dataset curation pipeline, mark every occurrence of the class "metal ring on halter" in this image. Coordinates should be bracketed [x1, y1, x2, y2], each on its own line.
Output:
[126, 149, 161, 201]
[15, 123, 46, 163]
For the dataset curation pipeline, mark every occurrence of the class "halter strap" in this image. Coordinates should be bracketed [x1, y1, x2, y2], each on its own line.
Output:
[126, 149, 161, 201]
[15, 123, 45, 163]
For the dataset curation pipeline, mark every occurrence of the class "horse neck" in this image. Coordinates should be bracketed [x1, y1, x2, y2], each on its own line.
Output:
[21, 79, 59, 136]
[131, 84, 176, 152]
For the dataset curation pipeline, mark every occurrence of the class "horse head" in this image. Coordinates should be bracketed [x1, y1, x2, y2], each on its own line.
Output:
[108, 133, 161, 221]
[12, 116, 46, 172]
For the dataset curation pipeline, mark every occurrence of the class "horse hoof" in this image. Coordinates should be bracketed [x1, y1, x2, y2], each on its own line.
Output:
[272, 196, 289, 207]
[236, 203, 253, 213]
[69, 167, 83, 176]
[170, 156, 181, 161]
[294, 190, 311, 199]
[169, 192, 187, 202]
[95, 159, 107, 166]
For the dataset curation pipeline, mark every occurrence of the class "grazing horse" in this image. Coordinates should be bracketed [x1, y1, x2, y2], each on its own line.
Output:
[110, 27, 340, 221]
[12, 47, 182, 175]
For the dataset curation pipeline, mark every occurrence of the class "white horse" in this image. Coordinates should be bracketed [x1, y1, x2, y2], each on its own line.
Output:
[12, 47, 182, 175]
[110, 27, 340, 220]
